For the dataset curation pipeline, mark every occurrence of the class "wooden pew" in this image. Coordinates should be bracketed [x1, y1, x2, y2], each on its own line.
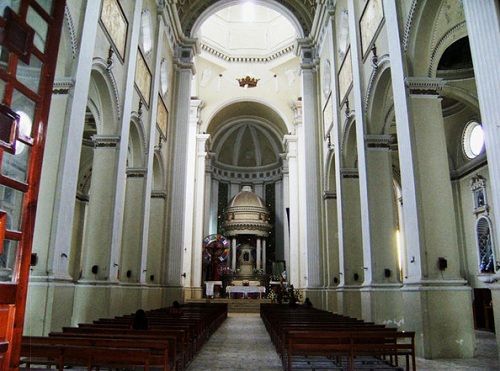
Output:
[21, 335, 171, 370]
[260, 304, 415, 370]
[20, 343, 152, 371]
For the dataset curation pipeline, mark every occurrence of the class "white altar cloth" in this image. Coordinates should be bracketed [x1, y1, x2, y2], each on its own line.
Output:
[205, 281, 222, 297]
[227, 285, 266, 298]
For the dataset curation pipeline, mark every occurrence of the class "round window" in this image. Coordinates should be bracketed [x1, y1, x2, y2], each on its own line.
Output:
[463, 121, 485, 159]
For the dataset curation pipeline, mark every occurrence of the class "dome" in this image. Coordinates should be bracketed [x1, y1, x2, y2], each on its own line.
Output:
[223, 186, 271, 237]
[228, 186, 266, 208]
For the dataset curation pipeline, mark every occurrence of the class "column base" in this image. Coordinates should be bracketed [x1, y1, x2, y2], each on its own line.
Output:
[360, 284, 403, 327]
[183, 286, 203, 300]
[336, 285, 362, 319]
[401, 283, 474, 358]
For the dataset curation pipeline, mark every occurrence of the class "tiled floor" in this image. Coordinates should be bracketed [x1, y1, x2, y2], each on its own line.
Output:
[187, 313, 282, 370]
[188, 313, 500, 371]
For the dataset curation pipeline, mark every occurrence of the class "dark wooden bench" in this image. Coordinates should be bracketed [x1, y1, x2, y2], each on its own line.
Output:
[20, 343, 152, 370]
[21, 335, 171, 370]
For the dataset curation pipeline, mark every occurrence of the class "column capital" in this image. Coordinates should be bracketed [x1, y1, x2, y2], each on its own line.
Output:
[126, 167, 147, 177]
[151, 190, 167, 199]
[190, 98, 204, 126]
[52, 77, 74, 95]
[340, 168, 359, 178]
[283, 135, 298, 157]
[406, 77, 445, 96]
[365, 134, 397, 150]
[290, 100, 302, 127]
[91, 135, 120, 148]
[296, 37, 319, 70]
[173, 39, 198, 73]
[196, 133, 210, 156]
[323, 191, 337, 200]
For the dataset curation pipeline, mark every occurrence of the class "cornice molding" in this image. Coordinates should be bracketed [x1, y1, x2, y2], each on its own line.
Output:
[406, 77, 445, 95]
[53, 78, 74, 95]
[200, 42, 295, 64]
[126, 168, 147, 178]
[91, 135, 120, 148]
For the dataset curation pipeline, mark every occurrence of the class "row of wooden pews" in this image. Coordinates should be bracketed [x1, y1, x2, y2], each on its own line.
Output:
[261, 304, 415, 371]
[20, 302, 227, 370]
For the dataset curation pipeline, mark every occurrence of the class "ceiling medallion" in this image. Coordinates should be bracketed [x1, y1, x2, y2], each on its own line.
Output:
[237, 76, 260, 88]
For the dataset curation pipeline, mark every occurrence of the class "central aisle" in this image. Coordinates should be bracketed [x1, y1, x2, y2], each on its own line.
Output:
[187, 313, 282, 371]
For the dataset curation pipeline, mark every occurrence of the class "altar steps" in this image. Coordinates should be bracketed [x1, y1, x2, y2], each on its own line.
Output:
[186, 298, 272, 313]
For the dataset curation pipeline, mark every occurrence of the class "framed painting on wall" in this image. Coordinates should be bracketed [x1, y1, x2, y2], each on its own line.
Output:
[359, 0, 384, 59]
[157, 95, 168, 137]
[100, 0, 128, 61]
[135, 49, 151, 107]
[338, 47, 352, 106]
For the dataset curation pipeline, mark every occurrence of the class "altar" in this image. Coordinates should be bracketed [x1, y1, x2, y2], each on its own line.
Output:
[227, 285, 266, 299]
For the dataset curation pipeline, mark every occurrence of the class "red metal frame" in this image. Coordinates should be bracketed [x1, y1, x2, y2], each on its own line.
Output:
[0, 1, 65, 369]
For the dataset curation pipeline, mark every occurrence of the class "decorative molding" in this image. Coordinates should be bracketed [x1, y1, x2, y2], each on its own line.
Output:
[323, 191, 337, 200]
[402, 0, 418, 52]
[64, 5, 78, 59]
[151, 190, 167, 199]
[52, 78, 74, 95]
[201, 42, 295, 63]
[126, 168, 147, 178]
[363, 54, 390, 113]
[92, 58, 122, 122]
[365, 134, 395, 149]
[340, 168, 359, 178]
[405, 77, 445, 95]
[91, 134, 120, 148]
[428, 21, 467, 77]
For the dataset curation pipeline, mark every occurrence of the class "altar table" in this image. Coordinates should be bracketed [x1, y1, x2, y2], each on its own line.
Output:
[227, 285, 266, 298]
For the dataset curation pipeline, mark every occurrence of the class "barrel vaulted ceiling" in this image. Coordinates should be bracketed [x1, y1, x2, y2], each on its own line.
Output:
[174, 0, 318, 37]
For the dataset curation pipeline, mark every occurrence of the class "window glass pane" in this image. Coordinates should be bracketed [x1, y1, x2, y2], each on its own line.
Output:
[26, 7, 48, 52]
[16, 53, 43, 93]
[0, 80, 5, 101]
[1, 90, 35, 182]
[0, 1, 21, 15]
[0, 186, 24, 230]
[0, 240, 18, 282]
[470, 125, 485, 156]
[0, 47, 9, 71]
[36, 0, 53, 15]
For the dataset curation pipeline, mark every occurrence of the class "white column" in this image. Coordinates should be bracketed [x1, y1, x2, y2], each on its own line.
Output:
[282, 161, 291, 274]
[463, 0, 500, 249]
[167, 43, 196, 286]
[208, 179, 219, 235]
[120, 169, 147, 283]
[141, 14, 167, 284]
[284, 135, 299, 287]
[327, 9, 347, 290]
[191, 133, 209, 292]
[81, 135, 120, 280]
[231, 238, 237, 272]
[203, 160, 212, 237]
[263, 239, 267, 273]
[47, 0, 102, 279]
[383, 0, 425, 281]
[108, 0, 143, 281]
[274, 180, 284, 261]
[254, 184, 264, 199]
[384, 0, 474, 358]
[256, 238, 262, 270]
[147, 191, 166, 285]
[296, 40, 322, 288]
[180, 100, 203, 288]
[347, 0, 374, 285]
